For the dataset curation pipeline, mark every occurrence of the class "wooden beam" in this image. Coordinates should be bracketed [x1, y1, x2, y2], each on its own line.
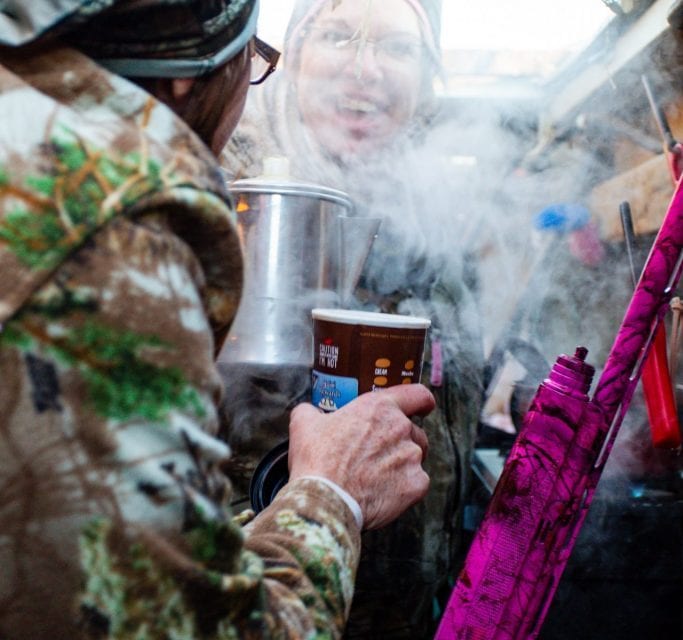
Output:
[589, 153, 672, 240]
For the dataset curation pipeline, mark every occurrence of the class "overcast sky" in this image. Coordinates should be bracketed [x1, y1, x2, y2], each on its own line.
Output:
[443, 0, 612, 51]
[257, 0, 613, 52]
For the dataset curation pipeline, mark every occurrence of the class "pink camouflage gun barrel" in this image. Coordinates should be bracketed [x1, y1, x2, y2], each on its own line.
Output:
[436, 175, 683, 640]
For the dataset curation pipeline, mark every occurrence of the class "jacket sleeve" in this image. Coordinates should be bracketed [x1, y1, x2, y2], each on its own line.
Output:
[241, 478, 361, 637]
[0, 211, 360, 639]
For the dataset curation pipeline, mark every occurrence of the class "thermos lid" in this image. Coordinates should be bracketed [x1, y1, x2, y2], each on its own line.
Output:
[548, 346, 595, 395]
[230, 156, 353, 209]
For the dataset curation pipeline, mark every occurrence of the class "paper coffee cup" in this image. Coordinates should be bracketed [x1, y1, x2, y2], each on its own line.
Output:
[311, 308, 430, 411]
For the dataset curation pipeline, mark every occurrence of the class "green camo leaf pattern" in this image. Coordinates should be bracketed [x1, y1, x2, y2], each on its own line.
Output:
[70, 321, 206, 421]
[0, 126, 162, 271]
[0, 124, 202, 423]
[2, 307, 205, 423]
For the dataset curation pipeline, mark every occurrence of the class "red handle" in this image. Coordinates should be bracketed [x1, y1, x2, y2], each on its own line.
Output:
[641, 324, 681, 448]
[667, 143, 683, 184]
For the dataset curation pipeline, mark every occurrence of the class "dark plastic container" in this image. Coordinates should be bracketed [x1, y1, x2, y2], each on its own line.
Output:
[249, 439, 290, 512]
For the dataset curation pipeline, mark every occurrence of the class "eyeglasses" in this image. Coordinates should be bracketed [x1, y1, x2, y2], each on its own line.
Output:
[250, 36, 281, 85]
[307, 27, 425, 65]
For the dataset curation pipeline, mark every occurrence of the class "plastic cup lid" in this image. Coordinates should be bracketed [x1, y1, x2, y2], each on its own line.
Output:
[312, 308, 430, 329]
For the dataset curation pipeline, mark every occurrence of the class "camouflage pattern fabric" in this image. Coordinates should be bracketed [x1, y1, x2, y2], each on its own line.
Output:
[0, 0, 255, 64]
[221, 64, 483, 639]
[0, 43, 360, 639]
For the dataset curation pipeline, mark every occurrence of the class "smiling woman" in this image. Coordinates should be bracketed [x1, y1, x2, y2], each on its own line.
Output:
[292, 0, 427, 156]
[220, 2, 485, 639]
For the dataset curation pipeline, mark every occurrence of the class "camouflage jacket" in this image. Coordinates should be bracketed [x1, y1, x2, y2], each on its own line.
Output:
[0, 44, 360, 639]
[222, 78, 484, 639]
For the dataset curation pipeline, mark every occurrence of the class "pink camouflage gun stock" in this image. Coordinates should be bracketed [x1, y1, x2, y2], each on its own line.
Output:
[435, 174, 683, 640]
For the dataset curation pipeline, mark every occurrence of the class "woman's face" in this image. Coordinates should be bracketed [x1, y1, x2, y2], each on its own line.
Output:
[295, 0, 426, 159]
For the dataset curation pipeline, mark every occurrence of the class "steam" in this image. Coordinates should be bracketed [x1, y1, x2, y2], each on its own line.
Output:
[221, 0, 683, 543]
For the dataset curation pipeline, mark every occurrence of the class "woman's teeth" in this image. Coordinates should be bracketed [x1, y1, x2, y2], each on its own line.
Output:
[339, 98, 378, 114]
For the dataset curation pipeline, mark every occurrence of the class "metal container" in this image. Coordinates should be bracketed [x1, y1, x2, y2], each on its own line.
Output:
[217, 174, 380, 366]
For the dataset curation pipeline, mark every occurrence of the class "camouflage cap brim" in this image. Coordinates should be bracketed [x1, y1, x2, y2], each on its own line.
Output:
[0, 0, 118, 46]
[0, 0, 259, 78]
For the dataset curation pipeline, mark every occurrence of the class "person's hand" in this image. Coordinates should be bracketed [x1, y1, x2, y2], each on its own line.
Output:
[288, 384, 435, 530]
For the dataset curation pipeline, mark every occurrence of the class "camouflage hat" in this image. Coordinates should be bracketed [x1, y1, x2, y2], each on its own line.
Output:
[0, 0, 259, 78]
